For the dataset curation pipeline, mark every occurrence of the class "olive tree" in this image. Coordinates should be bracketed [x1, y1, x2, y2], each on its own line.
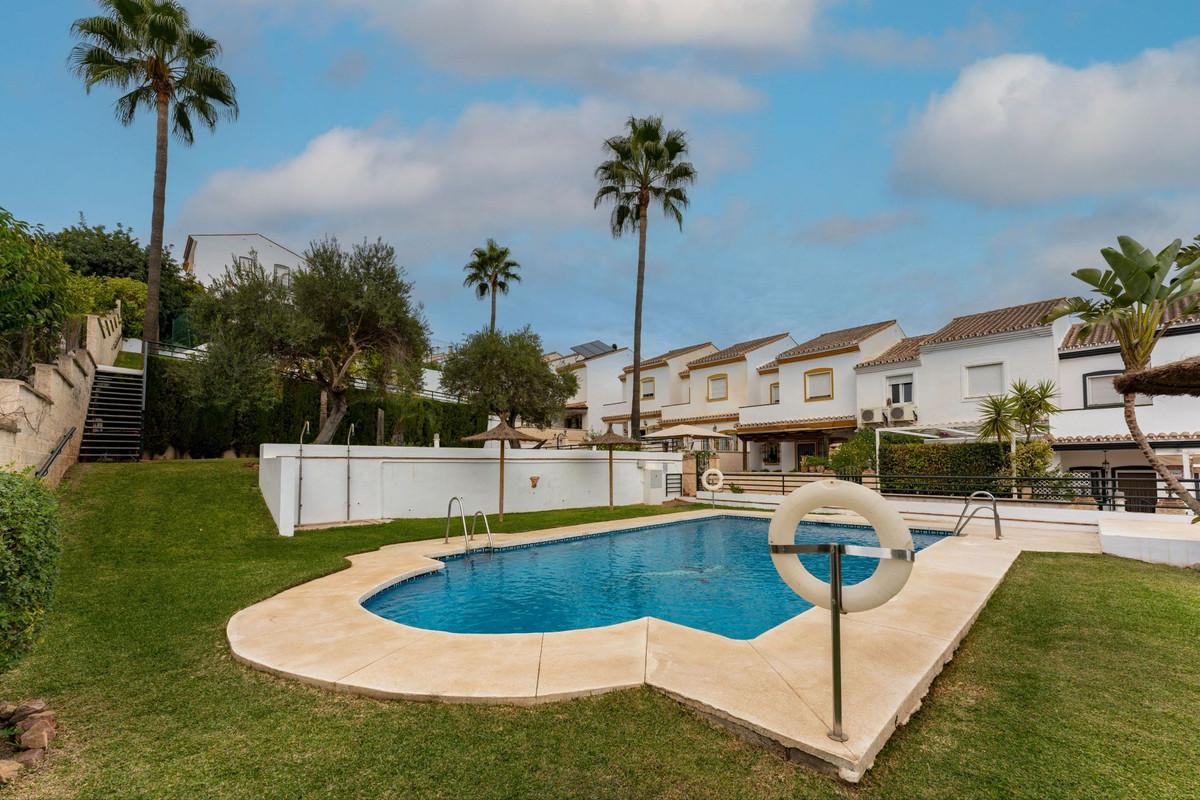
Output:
[440, 327, 578, 445]
[198, 237, 429, 444]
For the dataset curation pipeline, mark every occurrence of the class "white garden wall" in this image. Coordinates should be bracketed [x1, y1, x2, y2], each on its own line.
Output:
[258, 443, 684, 536]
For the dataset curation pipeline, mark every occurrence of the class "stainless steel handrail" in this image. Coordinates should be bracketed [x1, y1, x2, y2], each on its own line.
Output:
[470, 510, 494, 549]
[444, 496, 471, 551]
[35, 426, 77, 479]
[952, 490, 1002, 539]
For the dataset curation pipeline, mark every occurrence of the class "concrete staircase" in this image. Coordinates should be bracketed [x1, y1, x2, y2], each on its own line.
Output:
[79, 366, 143, 462]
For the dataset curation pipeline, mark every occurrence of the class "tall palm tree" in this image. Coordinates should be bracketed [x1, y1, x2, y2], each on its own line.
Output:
[71, 0, 238, 343]
[1044, 236, 1200, 516]
[594, 116, 696, 437]
[462, 239, 521, 332]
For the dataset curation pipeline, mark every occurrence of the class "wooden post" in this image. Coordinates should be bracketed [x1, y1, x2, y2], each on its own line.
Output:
[742, 438, 748, 471]
[375, 407, 384, 446]
[499, 439, 506, 521]
[608, 446, 615, 510]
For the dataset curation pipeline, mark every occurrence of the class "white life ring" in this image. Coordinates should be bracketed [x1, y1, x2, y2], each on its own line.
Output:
[769, 479, 913, 613]
[700, 468, 724, 492]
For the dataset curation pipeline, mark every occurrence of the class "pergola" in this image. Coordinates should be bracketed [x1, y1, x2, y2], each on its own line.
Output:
[873, 422, 984, 469]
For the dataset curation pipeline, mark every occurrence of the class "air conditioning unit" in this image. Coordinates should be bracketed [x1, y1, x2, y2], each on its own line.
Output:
[859, 407, 885, 424]
[889, 403, 918, 423]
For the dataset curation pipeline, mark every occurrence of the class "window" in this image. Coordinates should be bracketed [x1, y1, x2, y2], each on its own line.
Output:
[273, 263, 292, 287]
[1085, 371, 1151, 408]
[964, 362, 1004, 398]
[769, 382, 780, 404]
[763, 442, 781, 464]
[707, 374, 728, 401]
[237, 255, 254, 268]
[886, 373, 913, 404]
[564, 415, 583, 430]
[804, 368, 833, 401]
[640, 378, 655, 400]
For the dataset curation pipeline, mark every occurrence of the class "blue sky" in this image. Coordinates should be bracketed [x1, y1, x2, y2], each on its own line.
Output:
[5, 1, 1200, 354]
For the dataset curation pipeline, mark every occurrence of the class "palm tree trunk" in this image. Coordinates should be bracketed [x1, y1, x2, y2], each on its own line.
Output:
[489, 277, 497, 332]
[145, 92, 169, 344]
[630, 199, 648, 439]
[1123, 392, 1200, 515]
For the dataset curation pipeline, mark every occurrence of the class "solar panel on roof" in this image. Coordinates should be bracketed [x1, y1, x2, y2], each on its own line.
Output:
[571, 340, 614, 358]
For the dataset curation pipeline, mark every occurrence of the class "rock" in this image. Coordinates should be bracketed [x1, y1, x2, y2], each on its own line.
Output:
[16, 710, 56, 733]
[17, 719, 54, 750]
[0, 760, 21, 784]
[8, 700, 47, 724]
[13, 749, 45, 767]
[0, 703, 16, 722]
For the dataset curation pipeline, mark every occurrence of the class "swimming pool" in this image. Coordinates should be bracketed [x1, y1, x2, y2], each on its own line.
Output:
[363, 516, 946, 639]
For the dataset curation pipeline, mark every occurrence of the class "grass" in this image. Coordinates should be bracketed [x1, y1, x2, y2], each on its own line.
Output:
[111, 351, 142, 370]
[2, 459, 1198, 799]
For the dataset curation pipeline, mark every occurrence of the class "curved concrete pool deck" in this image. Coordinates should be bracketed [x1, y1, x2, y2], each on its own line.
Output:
[227, 509, 1098, 781]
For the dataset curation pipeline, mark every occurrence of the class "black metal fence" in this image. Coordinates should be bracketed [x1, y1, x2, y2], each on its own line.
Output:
[874, 472, 1199, 513]
[665, 473, 682, 497]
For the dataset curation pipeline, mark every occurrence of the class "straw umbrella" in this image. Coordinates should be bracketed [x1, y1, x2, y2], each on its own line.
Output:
[587, 425, 641, 509]
[1113, 356, 1200, 397]
[463, 419, 541, 521]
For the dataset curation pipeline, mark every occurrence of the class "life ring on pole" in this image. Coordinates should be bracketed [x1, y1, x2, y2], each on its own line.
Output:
[700, 468, 724, 492]
[769, 479, 913, 612]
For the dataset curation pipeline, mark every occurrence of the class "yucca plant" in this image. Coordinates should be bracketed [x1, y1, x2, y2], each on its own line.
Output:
[71, 0, 238, 342]
[594, 116, 696, 437]
[976, 393, 1017, 458]
[1044, 236, 1200, 516]
[1009, 379, 1060, 443]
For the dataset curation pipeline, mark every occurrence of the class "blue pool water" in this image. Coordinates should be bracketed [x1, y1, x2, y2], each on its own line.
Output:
[363, 516, 945, 639]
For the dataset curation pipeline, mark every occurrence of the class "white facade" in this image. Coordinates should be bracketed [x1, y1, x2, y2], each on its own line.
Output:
[560, 346, 628, 435]
[182, 233, 306, 286]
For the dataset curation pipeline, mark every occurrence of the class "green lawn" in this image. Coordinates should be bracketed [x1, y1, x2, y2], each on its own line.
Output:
[111, 350, 142, 370]
[2, 460, 1198, 799]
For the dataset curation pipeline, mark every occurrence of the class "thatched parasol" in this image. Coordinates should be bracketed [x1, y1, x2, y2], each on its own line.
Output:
[463, 419, 541, 521]
[1113, 357, 1200, 397]
[586, 425, 641, 509]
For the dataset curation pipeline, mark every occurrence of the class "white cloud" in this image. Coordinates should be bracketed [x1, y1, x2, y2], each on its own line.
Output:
[798, 208, 922, 244]
[178, 99, 626, 250]
[893, 42, 1200, 204]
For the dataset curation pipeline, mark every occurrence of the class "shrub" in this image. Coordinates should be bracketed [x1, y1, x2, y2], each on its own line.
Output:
[66, 273, 149, 338]
[728, 484, 745, 494]
[1012, 440, 1056, 477]
[879, 440, 1010, 496]
[0, 208, 71, 380]
[0, 470, 61, 672]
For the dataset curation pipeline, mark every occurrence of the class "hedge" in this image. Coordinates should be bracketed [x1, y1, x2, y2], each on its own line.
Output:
[143, 356, 487, 458]
[879, 441, 1010, 495]
[0, 470, 61, 672]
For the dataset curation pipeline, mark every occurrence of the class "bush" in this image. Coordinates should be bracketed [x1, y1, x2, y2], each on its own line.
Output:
[143, 356, 486, 457]
[879, 440, 1010, 495]
[0, 208, 71, 380]
[66, 273, 148, 338]
[0, 470, 61, 672]
[1012, 440, 1056, 477]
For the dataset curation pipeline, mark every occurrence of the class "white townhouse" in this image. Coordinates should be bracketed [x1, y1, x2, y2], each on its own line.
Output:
[1051, 302, 1200, 489]
[736, 321, 903, 470]
[181, 233, 306, 286]
[598, 342, 718, 435]
[554, 340, 628, 437]
[602, 334, 796, 442]
[853, 299, 1070, 429]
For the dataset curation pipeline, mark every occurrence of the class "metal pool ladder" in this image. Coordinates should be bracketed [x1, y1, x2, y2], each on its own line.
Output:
[444, 497, 494, 552]
[952, 491, 1002, 539]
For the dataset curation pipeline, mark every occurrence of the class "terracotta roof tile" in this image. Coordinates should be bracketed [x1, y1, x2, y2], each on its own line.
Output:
[923, 298, 1062, 346]
[734, 415, 858, 432]
[658, 412, 741, 425]
[686, 333, 791, 368]
[856, 335, 929, 369]
[1059, 300, 1200, 351]
[1050, 431, 1200, 445]
[757, 360, 779, 372]
[778, 320, 895, 360]
[622, 341, 714, 373]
